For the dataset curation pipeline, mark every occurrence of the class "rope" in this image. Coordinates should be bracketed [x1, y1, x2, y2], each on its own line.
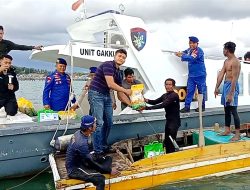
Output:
[6, 166, 51, 190]
[139, 112, 158, 134]
[50, 40, 75, 143]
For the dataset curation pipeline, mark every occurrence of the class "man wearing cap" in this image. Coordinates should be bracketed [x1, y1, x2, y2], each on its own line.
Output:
[88, 49, 131, 155]
[43, 58, 76, 111]
[66, 115, 119, 190]
[0, 25, 42, 57]
[175, 36, 207, 113]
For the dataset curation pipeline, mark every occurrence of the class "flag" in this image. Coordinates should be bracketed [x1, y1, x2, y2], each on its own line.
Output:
[72, 0, 84, 11]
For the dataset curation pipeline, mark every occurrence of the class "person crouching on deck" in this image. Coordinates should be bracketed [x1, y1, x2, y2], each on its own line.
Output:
[139, 78, 181, 153]
[0, 55, 19, 117]
[66, 115, 119, 190]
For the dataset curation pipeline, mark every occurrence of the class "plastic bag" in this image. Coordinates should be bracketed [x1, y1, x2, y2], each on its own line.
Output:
[17, 97, 37, 117]
[58, 110, 77, 120]
[130, 84, 146, 110]
[144, 141, 164, 158]
[37, 109, 59, 122]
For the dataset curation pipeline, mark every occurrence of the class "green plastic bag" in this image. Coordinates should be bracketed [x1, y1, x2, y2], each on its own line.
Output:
[37, 109, 59, 122]
[144, 141, 164, 158]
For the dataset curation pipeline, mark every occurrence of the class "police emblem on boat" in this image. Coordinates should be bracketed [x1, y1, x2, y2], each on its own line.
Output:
[130, 27, 147, 51]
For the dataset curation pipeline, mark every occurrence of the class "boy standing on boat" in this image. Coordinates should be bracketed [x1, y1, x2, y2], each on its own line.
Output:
[175, 36, 207, 113]
[43, 58, 76, 111]
[140, 78, 180, 153]
[0, 26, 42, 56]
[214, 42, 241, 141]
[88, 49, 131, 156]
[0, 55, 19, 116]
[66, 115, 119, 190]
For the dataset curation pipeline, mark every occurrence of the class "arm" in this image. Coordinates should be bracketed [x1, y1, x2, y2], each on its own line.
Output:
[117, 91, 131, 106]
[181, 48, 203, 62]
[110, 90, 117, 110]
[105, 75, 131, 96]
[228, 60, 241, 100]
[85, 154, 112, 174]
[146, 95, 163, 105]
[146, 93, 177, 110]
[43, 76, 54, 107]
[214, 61, 226, 97]
[7, 40, 42, 51]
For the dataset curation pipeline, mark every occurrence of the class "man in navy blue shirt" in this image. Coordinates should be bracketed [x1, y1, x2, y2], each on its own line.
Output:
[88, 49, 131, 155]
[66, 115, 118, 190]
[175, 36, 207, 113]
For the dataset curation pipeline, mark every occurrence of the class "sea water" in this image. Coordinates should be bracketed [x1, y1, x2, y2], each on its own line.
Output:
[1, 80, 250, 190]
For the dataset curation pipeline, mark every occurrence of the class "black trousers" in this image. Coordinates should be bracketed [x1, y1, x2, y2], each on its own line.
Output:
[0, 98, 18, 116]
[69, 168, 105, 190]
[224, 106, 240, 129]
[164, 120, 179, 153]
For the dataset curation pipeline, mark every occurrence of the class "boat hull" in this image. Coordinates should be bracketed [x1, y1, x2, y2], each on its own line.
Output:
[1, 106, 250, 179]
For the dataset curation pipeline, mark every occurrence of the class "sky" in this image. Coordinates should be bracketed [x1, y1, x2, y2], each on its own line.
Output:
[1, 0, 250, 71]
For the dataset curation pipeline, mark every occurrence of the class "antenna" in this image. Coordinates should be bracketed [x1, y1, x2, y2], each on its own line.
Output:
[230, 22, 234, 41]
[119, 4, 125, 14]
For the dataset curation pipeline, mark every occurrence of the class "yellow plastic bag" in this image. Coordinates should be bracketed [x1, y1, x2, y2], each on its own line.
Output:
[130, 84, 146, 110]
[58, 110, 77, 120]
[17, 97, 37, 117]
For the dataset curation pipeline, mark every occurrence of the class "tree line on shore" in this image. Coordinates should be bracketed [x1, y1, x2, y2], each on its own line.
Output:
[14, 66, 86, 76]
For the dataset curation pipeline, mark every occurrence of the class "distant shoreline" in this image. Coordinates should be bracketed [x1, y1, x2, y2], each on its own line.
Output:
[17, 73, 88, 81]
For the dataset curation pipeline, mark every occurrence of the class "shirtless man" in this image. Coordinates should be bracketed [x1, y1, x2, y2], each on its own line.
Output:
[214, 42, 241, 141]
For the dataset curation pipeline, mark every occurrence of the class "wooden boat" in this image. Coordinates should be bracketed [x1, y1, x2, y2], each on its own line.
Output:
[49, 133, 250, 190]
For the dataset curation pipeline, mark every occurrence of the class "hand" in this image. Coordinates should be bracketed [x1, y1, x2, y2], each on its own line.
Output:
[112, 103, 117, 110]
[137, 106, 146, 112]
[226, 94, 233, 103]
[33, 45, 43, 50]
[44, 105, 50, 110]
[0, 65, 9, 73]
[8, 84, 14, 90]
[175, 51, 183, 57]
[214, 87, 219, 98]
[70, 104, 79, 111]
[84, 85, 89, 90]
[111, 168, 120, 176]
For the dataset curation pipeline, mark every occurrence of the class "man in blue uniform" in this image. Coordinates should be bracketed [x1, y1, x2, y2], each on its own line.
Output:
[43, 58, 76, 111]
[175, 36, 207, 113]
[66, 115, 119, 190]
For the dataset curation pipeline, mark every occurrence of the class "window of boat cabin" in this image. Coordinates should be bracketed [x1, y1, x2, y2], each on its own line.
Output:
[218, 71, 243, 95]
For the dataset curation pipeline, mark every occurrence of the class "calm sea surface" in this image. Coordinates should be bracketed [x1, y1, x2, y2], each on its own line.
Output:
[1, 80, 250, 190]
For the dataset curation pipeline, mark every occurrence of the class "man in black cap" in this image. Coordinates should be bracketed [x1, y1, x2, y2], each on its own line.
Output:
[175, 36, 207, 113]
[0, 25, 42, 56]
[66, 115, 119, 190]
[43, 58, 76, 111]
